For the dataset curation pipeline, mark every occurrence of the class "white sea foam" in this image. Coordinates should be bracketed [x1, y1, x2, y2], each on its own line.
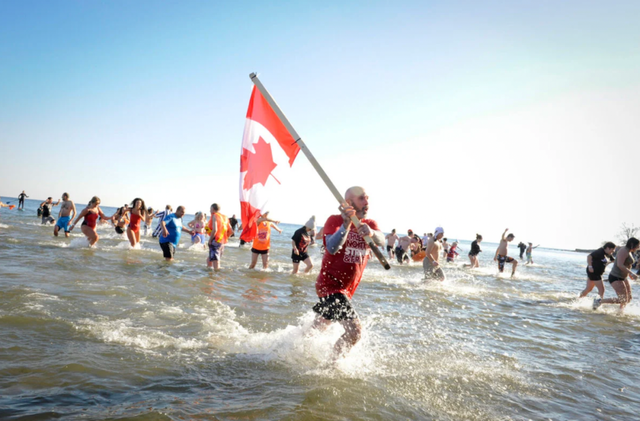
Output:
[69, 237, 92, 248]
[559, 295, 640, 319]
[186, 243, 207, 253]
[75, 317, 208, 353]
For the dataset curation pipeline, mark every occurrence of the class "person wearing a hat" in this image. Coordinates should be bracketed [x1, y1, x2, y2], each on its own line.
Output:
[423, 227, 445, 281]
[291, 216, 315, 274]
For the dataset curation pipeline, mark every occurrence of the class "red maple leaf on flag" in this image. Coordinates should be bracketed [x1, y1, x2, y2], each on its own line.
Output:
[240, 136, 280, 191]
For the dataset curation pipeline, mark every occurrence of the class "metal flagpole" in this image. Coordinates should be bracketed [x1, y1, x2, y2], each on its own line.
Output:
[249, 73, 391, 270]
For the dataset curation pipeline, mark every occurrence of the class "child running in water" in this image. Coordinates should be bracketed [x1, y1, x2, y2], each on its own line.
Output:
[446, 241, 460, 262]
[188, 212, 207, 247]
[525, 242, 540, 265]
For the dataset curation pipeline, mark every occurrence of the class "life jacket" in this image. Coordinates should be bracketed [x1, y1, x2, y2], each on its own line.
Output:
[209, 212, 231, 244]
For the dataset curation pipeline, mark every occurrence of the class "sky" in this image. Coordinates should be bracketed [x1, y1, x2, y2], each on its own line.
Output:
[1, 0, 639, 249]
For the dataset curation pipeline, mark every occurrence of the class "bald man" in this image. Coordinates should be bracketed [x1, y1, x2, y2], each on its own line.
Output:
[310, 186, 385, 359]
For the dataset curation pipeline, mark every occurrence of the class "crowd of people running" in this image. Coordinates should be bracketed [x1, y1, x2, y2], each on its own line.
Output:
[3, 192, 324, 275]
[384, 227, 542, 278]
[1, 188, 639, 349]
[382, 226, 639, 312]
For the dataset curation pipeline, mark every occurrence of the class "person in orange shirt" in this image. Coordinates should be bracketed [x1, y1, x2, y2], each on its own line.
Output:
[249, 211, 282, 269]
[207, 203, 233, 270]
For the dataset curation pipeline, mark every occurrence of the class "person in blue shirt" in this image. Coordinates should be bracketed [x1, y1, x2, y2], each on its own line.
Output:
[159, 206, 193, 261]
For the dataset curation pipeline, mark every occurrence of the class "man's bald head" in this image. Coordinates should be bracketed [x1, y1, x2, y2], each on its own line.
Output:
[345, 186, 365, 202]
[344, 186, 369, 218]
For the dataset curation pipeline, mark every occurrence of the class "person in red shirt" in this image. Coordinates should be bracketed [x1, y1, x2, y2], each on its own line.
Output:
[311, 186, 385, 359]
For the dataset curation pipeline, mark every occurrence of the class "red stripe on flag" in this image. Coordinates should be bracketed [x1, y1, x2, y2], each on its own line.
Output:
[246, 85, 300, 167]
[239, 200, 260, 243]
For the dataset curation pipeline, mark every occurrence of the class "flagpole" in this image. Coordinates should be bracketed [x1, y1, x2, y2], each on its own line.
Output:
[249, 73, 391, 270]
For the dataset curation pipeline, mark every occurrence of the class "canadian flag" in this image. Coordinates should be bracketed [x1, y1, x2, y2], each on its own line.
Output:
[239, 85, 301, 242]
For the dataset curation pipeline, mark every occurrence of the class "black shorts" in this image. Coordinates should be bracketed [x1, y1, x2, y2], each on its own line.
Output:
[291, 250, 309, 263]
[386, 245, 393, 252]
[312, 293, 357, 321]
[395, 247, 405, 263]
[160, 242, 175, 259]
[586, 268, 604, 281]
[115, 226, 125, 234]
[497, 255, 514, 272]
[251, 248, 269, 255]
[609, 274, 626, 284]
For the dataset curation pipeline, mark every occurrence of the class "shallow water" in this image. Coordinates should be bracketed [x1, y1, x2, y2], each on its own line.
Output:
[1, 199, 640, 420]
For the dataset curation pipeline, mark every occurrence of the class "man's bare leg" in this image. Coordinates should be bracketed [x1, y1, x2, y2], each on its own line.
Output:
[334, 318, 362, 358]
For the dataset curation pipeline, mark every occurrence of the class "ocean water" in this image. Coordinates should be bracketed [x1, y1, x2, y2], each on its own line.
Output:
[1, 198, 640, 420]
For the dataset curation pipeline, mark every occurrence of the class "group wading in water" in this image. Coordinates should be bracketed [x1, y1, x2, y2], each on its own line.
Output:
[3, 184, 640, 362]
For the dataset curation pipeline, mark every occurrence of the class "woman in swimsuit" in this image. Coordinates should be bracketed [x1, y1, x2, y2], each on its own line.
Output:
[465, 234, 483, 268]
[69, 196, 110, 246]
[187, 212, 207, 247]
[594, 238, 639, 311]
[126, 198, 147, 248]
[580, 241, 615, 301]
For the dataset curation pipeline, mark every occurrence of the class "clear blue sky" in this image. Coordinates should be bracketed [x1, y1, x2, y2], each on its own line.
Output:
[1, 0, 639, 249]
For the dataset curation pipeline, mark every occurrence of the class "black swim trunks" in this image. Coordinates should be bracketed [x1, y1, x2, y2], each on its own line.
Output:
[251, 248, 269, 255]
[497, 255, 514, 272]
[586, 267, 604, 281]
[312, 293, 357, 321]
[291, 250, 309, 263]
[608, 274, 626, 284]
[386, 245, 393, 252]
[115, 226, 124, 234]
[395, 246, 405, 263]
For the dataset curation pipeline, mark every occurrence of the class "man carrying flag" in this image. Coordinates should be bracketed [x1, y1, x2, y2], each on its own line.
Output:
[311, 186, 385, 359]
[241, 73, 390, 359]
